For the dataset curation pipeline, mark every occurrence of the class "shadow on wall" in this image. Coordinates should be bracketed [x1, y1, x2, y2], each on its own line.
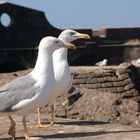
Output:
[0, 62, 26, 73]
[70, 54, 110, 66]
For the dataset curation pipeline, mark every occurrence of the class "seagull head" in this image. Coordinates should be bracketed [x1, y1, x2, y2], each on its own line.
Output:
[103, 59, 108, 63]
[39, 36, 76, 52]
[58, 29, 91, 43]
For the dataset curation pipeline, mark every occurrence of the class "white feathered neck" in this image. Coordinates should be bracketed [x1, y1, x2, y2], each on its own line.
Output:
[31, 47, 54, 84]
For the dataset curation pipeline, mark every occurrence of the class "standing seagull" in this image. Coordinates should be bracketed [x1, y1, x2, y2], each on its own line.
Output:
[131, 58, 140, 65]
[37, 29, 90, 128]
[95, 59, 108, 66]
[0, 36, 75, 140]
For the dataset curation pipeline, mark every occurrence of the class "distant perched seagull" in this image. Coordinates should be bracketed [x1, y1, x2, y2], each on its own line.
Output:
[0, 36, 75, 140]
[37, 29, 91, 128]
[95, 59, 108, 66]
[131, 58, 140, 65]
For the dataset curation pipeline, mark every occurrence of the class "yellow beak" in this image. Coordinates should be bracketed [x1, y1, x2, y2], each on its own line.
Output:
[65, 43, 76, 49]
[79, 34, 91, 39]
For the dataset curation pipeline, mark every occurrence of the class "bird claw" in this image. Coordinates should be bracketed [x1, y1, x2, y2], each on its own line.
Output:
[25, 136, 42, 140]
[50, 121, 62, 127]
[8, 124, 15, 140]
[36, 123, 49, 128]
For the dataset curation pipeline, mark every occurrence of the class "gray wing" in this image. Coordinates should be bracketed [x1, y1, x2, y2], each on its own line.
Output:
[0, 74, 39, 112]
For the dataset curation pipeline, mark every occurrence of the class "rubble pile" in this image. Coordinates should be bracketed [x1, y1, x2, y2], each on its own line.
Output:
[55, 65, 140, 126]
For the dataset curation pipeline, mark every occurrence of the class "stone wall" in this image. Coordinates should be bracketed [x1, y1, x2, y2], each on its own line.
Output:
[71, 64, 140, 96]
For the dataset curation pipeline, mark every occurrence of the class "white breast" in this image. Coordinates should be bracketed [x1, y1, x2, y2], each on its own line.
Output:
[48, 48, 72, 104]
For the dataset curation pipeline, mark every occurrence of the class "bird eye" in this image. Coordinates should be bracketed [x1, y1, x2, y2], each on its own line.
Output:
[69, 32, 75, 36]
[55, 40, 59, 44]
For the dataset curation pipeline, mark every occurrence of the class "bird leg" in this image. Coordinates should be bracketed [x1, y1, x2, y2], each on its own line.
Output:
[61, 96, 68, 108]
[8, 116, 16, 140]
[50, 104, 61, 127]
[36, 108, 48, 128]
[61, 96, 68, 117]
[50, 104, 55, 126]
[23, 117, 42, 140]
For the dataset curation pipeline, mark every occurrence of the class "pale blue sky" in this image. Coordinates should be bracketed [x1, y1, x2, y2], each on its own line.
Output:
[5, 0, 140, 30]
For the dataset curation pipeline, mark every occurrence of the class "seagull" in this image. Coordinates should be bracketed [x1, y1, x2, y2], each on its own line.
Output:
[37, 29, 90, 128]
[95, 59, 108, 66]
[0, 36, 75, 140]
[131, 58, 140, 65]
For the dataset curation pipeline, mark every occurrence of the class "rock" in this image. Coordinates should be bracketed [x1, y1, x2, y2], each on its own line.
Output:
[117, 99, 140, 126]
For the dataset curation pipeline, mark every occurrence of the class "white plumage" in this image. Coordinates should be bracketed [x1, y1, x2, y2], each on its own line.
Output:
[52, 30, 90, 102]
[131, 58, 140, 65]
[0, 36, 74, 140]
[37, 29, 90, 127]
[95, 59, 108, 66]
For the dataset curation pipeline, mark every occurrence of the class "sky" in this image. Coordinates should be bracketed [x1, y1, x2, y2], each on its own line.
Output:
[2, 0, 140, 30]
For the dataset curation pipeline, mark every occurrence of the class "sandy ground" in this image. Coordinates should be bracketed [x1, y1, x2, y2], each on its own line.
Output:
[0, 111, 140, 140]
